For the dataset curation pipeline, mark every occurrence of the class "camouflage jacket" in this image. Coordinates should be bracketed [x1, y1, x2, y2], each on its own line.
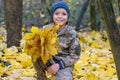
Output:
[44, 23, 81, 69]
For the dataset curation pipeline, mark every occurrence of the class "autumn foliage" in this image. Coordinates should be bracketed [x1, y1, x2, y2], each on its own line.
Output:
[23, 25, 59, 64]
[0, 27, 118, 80]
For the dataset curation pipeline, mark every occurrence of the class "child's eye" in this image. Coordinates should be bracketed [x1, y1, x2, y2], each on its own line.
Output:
[55, 12, 59, 15]
[62, 13, 67, 16]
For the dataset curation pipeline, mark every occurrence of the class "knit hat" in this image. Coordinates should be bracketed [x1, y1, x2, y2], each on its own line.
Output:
[51, 0, 70, 18]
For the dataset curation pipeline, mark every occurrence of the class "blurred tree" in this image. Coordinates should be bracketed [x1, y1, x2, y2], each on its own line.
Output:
[5, 0, 23, 47]
[90, 0, 101, 31]
[98, 0, 120, 79]
[75, 0, 89, 31]
[90, 0, 96, 31]
[0, 0, 4, 10]
[29, 0, 43, 27]
[41, 0, 46, 5]
[0, 0, 4, 23]
[43, 0, 56, 24]
[118, 0, 120, 15]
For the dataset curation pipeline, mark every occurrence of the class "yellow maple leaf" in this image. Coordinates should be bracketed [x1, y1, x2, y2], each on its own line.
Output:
[106, 65, 116, 77]
[86, 72, 98, 80]
[74, 62, 86, 76]
[22, 68, 36, 77]
[9, 59, 23, 69]
[0, 66, 4, 75]
[39, 11, 45, 18]
[23, 26, 39, 40]
[16, 53, 33, 68]
[23, 33, 35, 40]
[31, 26, 39, 33]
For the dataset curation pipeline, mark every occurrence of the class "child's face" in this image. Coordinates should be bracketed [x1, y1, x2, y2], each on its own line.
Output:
[53, 8, 68, 27]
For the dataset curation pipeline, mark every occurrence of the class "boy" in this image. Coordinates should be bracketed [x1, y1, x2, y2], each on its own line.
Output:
[45, 0, 81, 80]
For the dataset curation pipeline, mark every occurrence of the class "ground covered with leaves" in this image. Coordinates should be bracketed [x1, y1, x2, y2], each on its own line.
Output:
[0, 27, 118, 80]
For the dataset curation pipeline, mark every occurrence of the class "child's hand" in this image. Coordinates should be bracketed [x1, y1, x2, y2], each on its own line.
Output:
[47, 63, 60, 75]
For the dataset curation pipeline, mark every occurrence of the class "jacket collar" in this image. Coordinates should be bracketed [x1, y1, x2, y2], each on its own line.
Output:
[57, 25, 68, 36]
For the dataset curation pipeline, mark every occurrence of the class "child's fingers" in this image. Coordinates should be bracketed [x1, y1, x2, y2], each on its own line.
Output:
[47, 67, 55, 75]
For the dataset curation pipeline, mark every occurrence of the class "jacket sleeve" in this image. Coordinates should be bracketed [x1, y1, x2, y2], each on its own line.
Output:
[56, 30, 81, 68]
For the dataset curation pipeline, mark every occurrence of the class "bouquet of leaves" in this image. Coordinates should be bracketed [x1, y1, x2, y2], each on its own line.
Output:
[23, 25, 59, 64]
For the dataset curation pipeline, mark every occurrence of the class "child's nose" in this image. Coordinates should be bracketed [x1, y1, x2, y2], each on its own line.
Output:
[58, 14, 62, 18]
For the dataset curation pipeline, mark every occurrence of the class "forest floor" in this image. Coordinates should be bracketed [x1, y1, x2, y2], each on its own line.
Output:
[0, 26, 118, 80]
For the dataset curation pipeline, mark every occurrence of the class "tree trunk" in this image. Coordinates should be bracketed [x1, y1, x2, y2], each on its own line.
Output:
[5, 0, 23, 47]
[46, 0, 55, 17]
[0, 0, 4, 9]
[36, 0, 44, 27]
[32, 57, 47, 80]
[0, 0, 4, 23]
[41, 0, 46, 7]
[118, 0, 120, 15]
[97, 0, 120, 79]
[90, 0, 97, 31]
[75, 0, 89, 31]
